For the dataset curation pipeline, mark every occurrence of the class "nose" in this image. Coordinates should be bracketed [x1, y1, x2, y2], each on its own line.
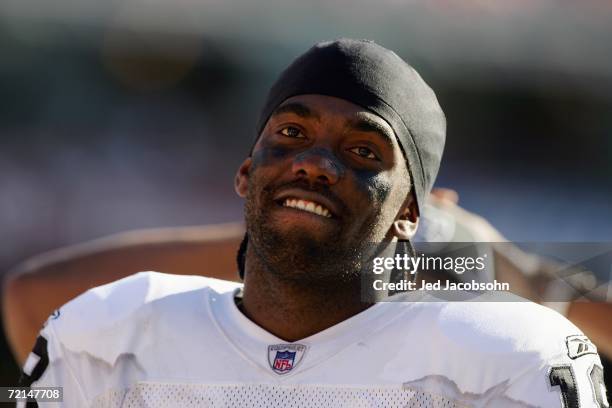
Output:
[292, 148, 342, 186]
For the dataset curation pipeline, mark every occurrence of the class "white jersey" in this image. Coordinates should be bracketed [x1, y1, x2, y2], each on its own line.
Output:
[22, 272, 607, 407]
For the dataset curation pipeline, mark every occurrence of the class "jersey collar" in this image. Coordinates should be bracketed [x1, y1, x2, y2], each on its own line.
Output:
[209, 286, 411, 378]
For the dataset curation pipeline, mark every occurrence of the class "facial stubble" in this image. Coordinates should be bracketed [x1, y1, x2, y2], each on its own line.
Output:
[244, 177, 382, 290]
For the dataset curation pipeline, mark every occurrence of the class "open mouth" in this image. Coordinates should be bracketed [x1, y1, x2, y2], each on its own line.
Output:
[281, 197, 332, 218]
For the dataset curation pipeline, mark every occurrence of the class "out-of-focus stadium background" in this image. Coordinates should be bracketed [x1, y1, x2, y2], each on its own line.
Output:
[1, 0, 612, 384]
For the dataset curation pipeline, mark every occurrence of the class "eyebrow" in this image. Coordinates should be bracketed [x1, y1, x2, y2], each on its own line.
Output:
[271, 102, 320, 120]
[348, 114, 396, 147]
[270, 102, 395, 146]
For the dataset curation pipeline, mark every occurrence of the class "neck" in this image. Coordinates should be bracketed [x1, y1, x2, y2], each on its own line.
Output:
[240, 247, 372, 342]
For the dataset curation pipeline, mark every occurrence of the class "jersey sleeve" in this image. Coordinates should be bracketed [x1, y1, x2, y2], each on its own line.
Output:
[17, 272, 234, 407]
[428, 297, 609, 407]
[500, 334, 609, 407]
[19, 319, 89, 407]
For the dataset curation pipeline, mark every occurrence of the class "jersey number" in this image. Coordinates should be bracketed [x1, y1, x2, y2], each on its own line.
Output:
[549, 365, 608, 408]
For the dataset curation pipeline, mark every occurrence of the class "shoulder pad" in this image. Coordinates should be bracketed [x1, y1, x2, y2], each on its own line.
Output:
[47, 272, 240, 364]
[433, 296, 582, 360]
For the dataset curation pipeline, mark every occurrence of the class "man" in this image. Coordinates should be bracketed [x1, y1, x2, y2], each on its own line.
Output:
[6, 192, 612, 369]
[5, 192, 612, 369]
[20, 39, 607, 406]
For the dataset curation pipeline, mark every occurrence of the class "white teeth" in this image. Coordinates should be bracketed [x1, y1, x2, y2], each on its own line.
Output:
[314, 205, 323, 216]
[282, 198, 332, 218]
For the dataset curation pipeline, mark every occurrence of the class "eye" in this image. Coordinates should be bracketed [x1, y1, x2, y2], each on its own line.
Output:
[279, 126, 305, 139]
[349, 146, 379, 160]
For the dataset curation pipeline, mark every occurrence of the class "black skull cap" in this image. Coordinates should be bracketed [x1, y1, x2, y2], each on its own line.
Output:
[255, 38, 446, 213]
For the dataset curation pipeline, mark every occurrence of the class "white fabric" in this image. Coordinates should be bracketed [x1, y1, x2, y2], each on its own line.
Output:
[29, 272, 606, 407]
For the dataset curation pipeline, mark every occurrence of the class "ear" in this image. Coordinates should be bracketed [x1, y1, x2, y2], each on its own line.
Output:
[392, 194, 419, 240]
[234, 157, 252, 198]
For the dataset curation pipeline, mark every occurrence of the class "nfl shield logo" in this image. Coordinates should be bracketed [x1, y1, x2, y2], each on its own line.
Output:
[268, 344, 307, 375]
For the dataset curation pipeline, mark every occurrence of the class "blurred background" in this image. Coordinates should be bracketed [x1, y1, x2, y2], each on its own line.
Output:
[1, 0, 612, 385]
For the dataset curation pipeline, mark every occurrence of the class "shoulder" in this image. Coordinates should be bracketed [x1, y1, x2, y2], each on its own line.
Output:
[45, 271, 241, 363]
[59, 270, 240, 309]
[411, 292, 583, 360]
[386, 293, 605, 406]
[387, 290, 588, 367]
[430, 296, 606, 406]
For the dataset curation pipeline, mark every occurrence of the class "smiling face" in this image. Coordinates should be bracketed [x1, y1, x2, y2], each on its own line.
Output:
[236, 94, 418, 284]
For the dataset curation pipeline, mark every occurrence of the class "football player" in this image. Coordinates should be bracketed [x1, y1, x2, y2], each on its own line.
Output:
[7, 191, 611, 370]
[5, 192, 612, 372]
[15, 39, 608, 406]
